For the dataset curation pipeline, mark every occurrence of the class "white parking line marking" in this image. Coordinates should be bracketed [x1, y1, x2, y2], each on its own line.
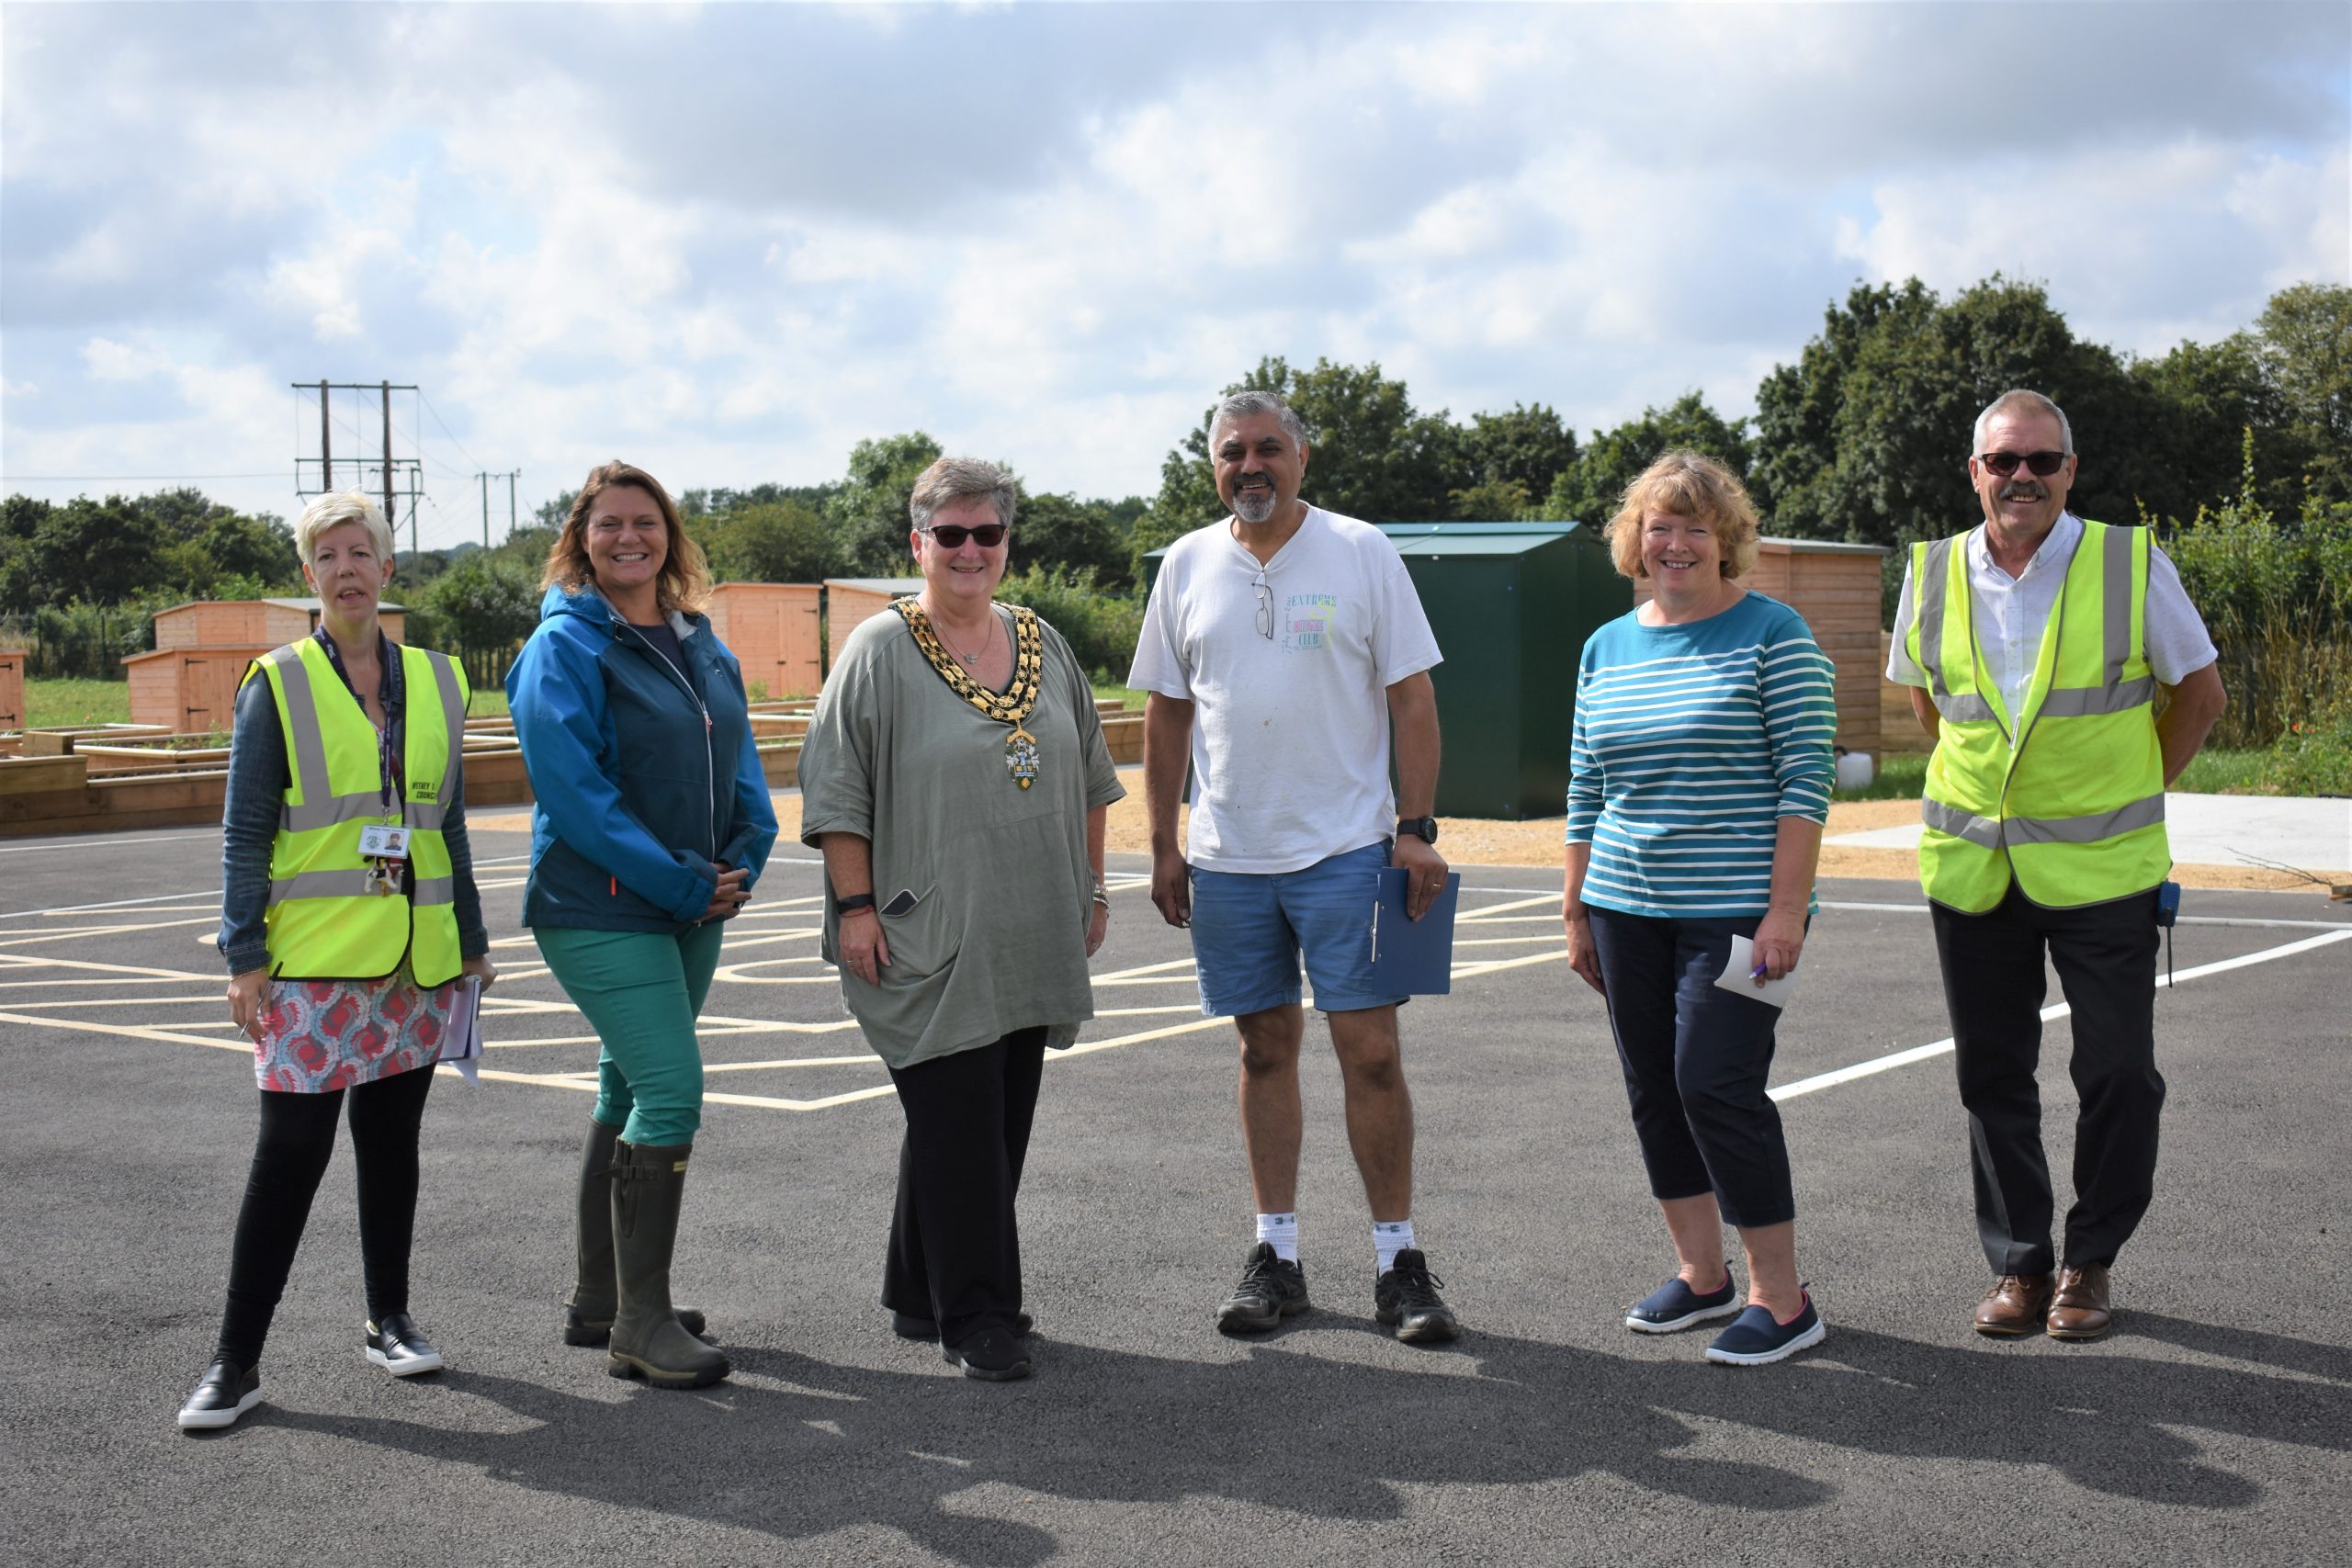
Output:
[1770, 928, 2352, 1101]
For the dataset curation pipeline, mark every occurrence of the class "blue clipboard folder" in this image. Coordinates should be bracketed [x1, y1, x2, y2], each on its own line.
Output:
[1366, 868, 1464, 996]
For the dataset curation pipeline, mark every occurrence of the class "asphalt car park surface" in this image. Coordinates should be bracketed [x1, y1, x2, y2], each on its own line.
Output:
[5, 821, 2349, 1566]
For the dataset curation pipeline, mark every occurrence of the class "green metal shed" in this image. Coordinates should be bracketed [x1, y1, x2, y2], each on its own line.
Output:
[1143, 521, 1627, 820]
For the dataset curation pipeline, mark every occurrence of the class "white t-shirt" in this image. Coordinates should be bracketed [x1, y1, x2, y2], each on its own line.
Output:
[1128, 507, 1442, 874]
[1886, 513, 2217, 719]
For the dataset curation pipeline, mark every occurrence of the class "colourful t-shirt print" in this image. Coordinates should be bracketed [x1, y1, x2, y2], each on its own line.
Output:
[1282, 592, 1337, 653]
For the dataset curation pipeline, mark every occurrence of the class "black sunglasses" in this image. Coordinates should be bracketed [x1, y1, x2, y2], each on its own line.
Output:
[1978, 449, 2068, 478]
[921, 522, 1008, 548]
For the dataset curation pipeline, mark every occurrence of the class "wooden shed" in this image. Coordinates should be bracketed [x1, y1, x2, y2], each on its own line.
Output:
[122, 646, 277, 733]
[824, 578, 923, 671]
[1634, 537, 1891, 760]
[0, 649, 26, 732]
[152, 598, 407, 649]
[703, 583, 822, 700]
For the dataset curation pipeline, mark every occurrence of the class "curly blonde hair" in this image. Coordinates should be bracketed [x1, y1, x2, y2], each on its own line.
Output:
[542, 460, 710, 615]
[1604, 450, 1760, 581]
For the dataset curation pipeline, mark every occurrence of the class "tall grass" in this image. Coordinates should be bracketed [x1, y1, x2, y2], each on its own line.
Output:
[2154, 434, 2352, 750]
[996, 565, 1146, 682]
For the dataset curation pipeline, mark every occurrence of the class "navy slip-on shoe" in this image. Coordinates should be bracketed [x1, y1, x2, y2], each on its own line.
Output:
[1624, 1273, 1741, 1334]
[1704, 1291, 1827, 1366]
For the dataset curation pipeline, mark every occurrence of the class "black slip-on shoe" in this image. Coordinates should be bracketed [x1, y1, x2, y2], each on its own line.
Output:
[893, 1309, 1033, 1342]
[365, 1313, 446, 1377]
[178, 1359, 262, 1431]
[942, 1326, 1033, 1382]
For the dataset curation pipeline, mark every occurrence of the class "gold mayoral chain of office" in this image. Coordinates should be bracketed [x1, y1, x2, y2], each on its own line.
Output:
[892, 597, 1047, 790]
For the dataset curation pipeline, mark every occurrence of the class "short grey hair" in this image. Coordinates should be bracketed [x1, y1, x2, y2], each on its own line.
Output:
[908, 456, 1017, 532]
[1972, 389, 2075, 458]
[295, 491, 396, 564]
[1208, 389, 1310, 450]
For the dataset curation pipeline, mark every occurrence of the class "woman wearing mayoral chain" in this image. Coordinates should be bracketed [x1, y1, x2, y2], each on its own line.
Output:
[798, 457, 1125, 1382]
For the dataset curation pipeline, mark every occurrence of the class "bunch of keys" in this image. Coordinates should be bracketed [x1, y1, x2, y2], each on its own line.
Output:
[358, 823, 411, 897]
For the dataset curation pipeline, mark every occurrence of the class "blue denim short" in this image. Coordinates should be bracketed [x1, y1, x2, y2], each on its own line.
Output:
[1188, 839, 1403, 1017]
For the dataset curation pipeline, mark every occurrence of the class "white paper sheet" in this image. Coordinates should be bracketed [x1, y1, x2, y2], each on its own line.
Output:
[440, 974, 483, 1085]
[1714, 933, 1802, 1010]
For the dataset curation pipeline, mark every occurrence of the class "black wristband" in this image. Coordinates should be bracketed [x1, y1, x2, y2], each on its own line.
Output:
[836, 892, 876, 913]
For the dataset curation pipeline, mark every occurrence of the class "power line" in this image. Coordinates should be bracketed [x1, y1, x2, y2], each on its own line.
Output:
[6, 472, 286, 481]
[417, 389, 486, 475]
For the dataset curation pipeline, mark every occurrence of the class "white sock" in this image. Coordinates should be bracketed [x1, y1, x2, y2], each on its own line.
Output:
[1374, 1218, 1416, 1275]
[1255, 1212, 1299, 1262]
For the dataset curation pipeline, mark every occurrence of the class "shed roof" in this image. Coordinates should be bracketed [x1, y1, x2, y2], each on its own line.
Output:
[153, 597, 410, 615]
[1146, 520, 1599, 562]
[1757, 537, 1892, 558]
[823, 577, 924, 594]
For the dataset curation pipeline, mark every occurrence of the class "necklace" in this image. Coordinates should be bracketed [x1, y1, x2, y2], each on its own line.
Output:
[893, 597, 1047, 789]
[931, 606, 997, 665]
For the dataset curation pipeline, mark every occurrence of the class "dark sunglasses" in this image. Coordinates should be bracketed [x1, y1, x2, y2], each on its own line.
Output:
[1978, 449, 2068, 478]
[921, 522, 1008, 548]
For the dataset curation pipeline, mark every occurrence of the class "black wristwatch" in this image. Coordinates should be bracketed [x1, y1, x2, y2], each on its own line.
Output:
[1397, 816, 1440, 845]
[836, 891, 876, 913]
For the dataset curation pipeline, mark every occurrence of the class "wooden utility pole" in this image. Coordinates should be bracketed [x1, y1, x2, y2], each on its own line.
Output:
[481, 472, 491, 547]
[380, 380, 396, 529]
[320, 380, 333, 490]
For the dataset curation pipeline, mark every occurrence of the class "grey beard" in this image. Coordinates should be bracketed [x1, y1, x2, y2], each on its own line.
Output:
[1233, 490, 1277, 524]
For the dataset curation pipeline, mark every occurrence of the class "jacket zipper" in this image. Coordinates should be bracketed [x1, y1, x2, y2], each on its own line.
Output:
[615, 616, 718, 862]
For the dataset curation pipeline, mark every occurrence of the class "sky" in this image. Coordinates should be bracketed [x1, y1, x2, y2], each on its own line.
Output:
[3, 1, 2347, 550]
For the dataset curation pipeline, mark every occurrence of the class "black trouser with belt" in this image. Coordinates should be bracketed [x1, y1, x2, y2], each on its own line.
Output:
[882, 1027, 1047, 1346]
[1931, 884, 2164, 1276]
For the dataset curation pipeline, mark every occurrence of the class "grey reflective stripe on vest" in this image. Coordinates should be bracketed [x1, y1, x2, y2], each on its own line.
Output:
[282, 790, 395, 832]
[1921, 797, 2004, 850]
[2102, 522, 2133, 690]
[2036, 675, 2156, 717]
[1917, 538, 1997, 722]
[425, 653, 465, 815]
[265, 646, 337, 829]
[268, 870, 454, 904]
[2004, 793, 2166, 846]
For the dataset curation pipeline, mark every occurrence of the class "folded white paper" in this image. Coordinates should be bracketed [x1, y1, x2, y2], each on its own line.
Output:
[1715, 933, 1802, 1010]
[440, 975, 483, 1085]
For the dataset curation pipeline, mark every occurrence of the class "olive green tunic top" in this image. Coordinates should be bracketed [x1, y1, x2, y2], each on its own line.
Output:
[797, 603, 1125, 1070]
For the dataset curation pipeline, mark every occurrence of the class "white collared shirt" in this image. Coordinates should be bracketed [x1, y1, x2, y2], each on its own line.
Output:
[1887, 513, 2216, 719]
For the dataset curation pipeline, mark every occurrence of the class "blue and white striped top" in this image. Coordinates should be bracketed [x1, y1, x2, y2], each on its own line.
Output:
[1565, 592, 1837, 919]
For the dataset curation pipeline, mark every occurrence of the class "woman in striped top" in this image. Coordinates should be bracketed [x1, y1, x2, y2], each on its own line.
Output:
[1561, 451, 1838, 1367]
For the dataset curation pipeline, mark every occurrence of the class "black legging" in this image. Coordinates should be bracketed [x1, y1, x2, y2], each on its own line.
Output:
[213, 1063, 435, 1367]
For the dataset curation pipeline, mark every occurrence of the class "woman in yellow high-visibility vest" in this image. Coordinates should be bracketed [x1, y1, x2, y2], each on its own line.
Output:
[177, 492, 495, 1432]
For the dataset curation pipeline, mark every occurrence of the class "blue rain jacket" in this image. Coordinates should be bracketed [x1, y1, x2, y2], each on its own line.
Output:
[507, 583, 777, 931]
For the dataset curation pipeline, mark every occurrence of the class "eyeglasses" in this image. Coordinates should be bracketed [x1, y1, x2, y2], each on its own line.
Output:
[1253, 569, 1272, 639]
[1978, 450, 2068, 478]
[921, 522, 1008, 548]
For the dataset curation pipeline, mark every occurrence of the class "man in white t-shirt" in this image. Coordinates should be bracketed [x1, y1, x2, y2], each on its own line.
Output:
[1128, 389, 1459, 1343]
[1886, 388, 2225, 1345]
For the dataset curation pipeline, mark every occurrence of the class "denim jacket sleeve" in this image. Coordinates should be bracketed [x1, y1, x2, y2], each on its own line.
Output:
[218, 673, 284, 976]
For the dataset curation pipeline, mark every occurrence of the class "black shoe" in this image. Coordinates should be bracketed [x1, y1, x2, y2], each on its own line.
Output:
[365, 1313, 446, 1377]
[177, 1359, 261, 1431]
[1374, 1249, 1460, 1344]
[942, 1325, 1033, 1382]
[892, 1310, 1033, 1342]
[1216, 1241, 1310, 1335]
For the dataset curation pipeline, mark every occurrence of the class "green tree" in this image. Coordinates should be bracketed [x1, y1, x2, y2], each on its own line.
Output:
[2256, 281, 2352, 498]
[704, 500, 840, 583]
[826, 432, 943, 574]
[1458, 402, 1578, 502]
[1010, 490, 1133, 589]
[423, 553, 542, 685]
[1545, 392, 1751, 525]
[25, 495, 169, 606]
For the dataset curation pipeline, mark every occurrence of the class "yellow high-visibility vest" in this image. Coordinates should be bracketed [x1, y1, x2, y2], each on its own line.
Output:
[1907, 519, 2168, 912]
[245, 637, 469, 984]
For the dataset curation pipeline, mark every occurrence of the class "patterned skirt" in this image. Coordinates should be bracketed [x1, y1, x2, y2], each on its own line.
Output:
[254, 964, 458, 1093]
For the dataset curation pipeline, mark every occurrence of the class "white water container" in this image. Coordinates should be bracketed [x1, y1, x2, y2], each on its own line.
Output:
[1835, 750, 1875, 791]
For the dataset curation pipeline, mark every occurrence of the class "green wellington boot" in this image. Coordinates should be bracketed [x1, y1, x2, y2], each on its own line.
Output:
[606, 1140, 730, 1390]
[563, 1118, 709, 1347]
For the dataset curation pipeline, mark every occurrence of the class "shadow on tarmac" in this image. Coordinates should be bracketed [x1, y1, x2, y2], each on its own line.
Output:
[244, 1314, 2350, 1562]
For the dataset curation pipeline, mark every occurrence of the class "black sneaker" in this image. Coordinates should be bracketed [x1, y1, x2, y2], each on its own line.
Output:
[177, 1359, 261, 1431]
[365, 1313, 445, 1377]
[1216, 1241, 1310, 1335]
[1374, 1248, 1460, 1344]
[892, 1310, 1033, 1342]
[942, 1325, 1033, 1382]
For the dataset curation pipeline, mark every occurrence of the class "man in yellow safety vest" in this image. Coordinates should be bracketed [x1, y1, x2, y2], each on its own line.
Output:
[1887, 389, 2225, 1343]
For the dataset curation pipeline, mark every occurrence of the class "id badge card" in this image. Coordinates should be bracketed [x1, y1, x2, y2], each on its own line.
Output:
[358, 824, 412, 860]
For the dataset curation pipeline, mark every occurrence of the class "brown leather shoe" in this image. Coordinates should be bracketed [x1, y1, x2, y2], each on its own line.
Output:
[1973, 1273, 2054, 1337]
[2047, 1263, 2114, 1341]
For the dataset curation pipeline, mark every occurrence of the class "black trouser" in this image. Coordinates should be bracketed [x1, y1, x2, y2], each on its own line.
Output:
[1930, 884, 2164, 1276]
[882, 1028, 1047, 1347]
[213, 1063, 436, 1367]
[1588, 907, 1796, 1229]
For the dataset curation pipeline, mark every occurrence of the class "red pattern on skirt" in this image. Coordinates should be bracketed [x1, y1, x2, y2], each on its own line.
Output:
[254, 965, 457, 1093]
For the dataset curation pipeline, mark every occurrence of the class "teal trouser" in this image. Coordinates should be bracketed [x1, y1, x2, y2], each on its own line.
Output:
[535, 923, 725, 1146]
